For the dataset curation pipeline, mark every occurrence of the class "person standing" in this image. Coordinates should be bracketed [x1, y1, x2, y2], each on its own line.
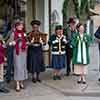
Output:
[13, 21, 28, 92]
[64, 17, 76, 76]
[71, 23, 92, 84]
[28, 20, 45, 83]
[4, 18, 21, 83]
[0, 35, 9, 93]
[94, 26, 100, 81]
[49, 25, 68, 80]
[5, 30, 14, 83]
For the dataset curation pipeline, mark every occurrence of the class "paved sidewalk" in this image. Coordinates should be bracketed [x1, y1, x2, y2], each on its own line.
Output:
[40, 43, 100, 96]
[0, 43, 100, 100]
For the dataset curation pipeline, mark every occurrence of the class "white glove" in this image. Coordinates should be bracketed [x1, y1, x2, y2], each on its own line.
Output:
[63, 38, 68, 44]
[26, 42, 30, 45]
[2, 41, 5, 44]
[9, 42, 13, 46]
[24, 34, 27, 37]
[70, 45, 73, 48]
[31, 37, 34, 43]
[2, 44, 6, 48]
[12, 41, 16, 46]
[40, 37, 43, 44]
[4, 57, 7, 61]
[18, 34, 22, 38]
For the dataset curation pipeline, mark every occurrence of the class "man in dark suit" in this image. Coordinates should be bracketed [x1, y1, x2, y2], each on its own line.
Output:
[64, 17, 76, 76]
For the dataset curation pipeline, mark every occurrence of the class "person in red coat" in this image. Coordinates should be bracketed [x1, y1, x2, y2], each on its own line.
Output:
[0, 35, 9, 93]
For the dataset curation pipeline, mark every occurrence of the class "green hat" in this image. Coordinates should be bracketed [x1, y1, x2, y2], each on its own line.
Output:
[55, 25, 63, 31]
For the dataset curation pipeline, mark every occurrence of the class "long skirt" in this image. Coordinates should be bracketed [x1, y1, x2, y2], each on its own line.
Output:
[14, 44, 28, 81]
[27, 46, 33, 73]
[31, 45, 44, 73]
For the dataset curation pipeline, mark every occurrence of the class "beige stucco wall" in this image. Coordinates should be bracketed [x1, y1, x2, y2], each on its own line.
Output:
[25, 0, 35, 32]
[93, 4, 100, 32]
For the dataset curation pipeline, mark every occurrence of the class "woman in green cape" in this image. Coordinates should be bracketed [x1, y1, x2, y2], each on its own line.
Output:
[71, 23, 92, 84]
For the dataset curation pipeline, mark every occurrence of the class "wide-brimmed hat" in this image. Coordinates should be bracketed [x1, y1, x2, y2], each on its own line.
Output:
[67, 17, 75, 24]
[31, 20, 41, 26]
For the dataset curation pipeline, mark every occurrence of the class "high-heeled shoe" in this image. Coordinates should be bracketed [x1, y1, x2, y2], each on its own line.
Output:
[77, 78, 82, 84]
[77, 80, 82, 84]
[16, 86, 20, 92]
[16, 82, 20, 92]
[82, 78, 86, 84]
[20, 84, 25, 89]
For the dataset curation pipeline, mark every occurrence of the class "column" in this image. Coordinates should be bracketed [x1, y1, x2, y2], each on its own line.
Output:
[44, 0, 49, 34]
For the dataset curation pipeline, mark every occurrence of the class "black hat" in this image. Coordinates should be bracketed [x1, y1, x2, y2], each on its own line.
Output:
[31, 20, 41, 26]
[55, 25, 63, 31]
[67, 17, 75, 24]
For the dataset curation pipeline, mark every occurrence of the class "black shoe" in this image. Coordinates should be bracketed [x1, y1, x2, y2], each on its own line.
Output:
[82, 81, 86, 84]
[77, 80, 82, 84]
[37, 79, 42, 83]
[32, 78, 36, 83]
[98, 78, 100, 81]
[53, 76, 57, 80]
[0, 88, 10, 93]
[6, 80, 11, 84]
[20, 84, 25, 89]
[66, 72, 70, 76]
[57, 76, 61, 80]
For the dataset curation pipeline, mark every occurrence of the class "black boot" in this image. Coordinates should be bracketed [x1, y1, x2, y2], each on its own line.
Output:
[32, 78, 36, 83]
[36, 72, 42, 83]
[37, 78, 42, 83]
[66, 72, 70, 76]
[0, 82, 10, 93]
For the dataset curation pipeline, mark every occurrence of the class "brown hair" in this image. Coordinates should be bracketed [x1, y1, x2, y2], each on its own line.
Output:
[76, 23, 83, 29]
[15, 21, 26, 32]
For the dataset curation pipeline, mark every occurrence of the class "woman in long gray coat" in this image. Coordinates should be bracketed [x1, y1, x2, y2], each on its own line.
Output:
[12, 21, 27, 92]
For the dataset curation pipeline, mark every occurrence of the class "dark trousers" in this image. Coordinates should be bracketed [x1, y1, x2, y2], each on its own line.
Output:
[66, 45, 73, 74]
[27, 46, 33, 73]
[6, 46, 14, 81]
[99, 43, 100, 72]
[0, 81, 5, 89]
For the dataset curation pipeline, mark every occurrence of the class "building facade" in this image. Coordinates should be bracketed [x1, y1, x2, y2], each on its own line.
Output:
[0, 0, 98, 66]
[93, 1, 100, 32]
[0, 0, 65, 66]
[0, 0, 65, 33]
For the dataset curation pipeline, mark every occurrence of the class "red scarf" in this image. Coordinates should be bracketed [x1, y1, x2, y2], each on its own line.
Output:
[14, 30, 26, 55]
